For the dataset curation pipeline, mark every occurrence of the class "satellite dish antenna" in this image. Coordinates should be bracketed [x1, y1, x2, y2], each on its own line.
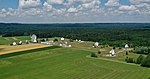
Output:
[110, 49, 115, 56]
[31, 34, 37, 43]
[13, 42, 17, 46]
[125, 44, 129, 50]
[95, 42, 99, 47]
[61, 37, 65, 42]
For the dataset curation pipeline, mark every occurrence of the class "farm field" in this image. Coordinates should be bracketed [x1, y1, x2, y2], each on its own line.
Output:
[0, 36, 30, 45]
[0, 44, 50, 55]
[0, 46, 149, 79]
[0, 2, 150, 79]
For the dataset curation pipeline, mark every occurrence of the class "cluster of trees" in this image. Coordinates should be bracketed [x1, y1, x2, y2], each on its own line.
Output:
[0, 23, 150, 47]
[125, 46, 150, 67]
[125, 54, 150, 67]
[134, 47, 150, 55]
[90, 50, 102, 58]
[90, 53, 98, 58]
[40, 38, 49, 42]
[125, 57, 135, 63]
[39, 38, 59, 43]
[141, 54, 150, 67]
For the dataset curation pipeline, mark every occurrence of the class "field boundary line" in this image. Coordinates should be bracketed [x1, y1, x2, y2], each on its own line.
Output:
[86, 55, 140, 66]
[0, 46, 61, 59]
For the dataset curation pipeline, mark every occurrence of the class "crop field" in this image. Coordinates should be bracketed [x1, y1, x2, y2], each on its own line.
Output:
[0, 36, 30, 45]
[0, 46, 149, 79]
[0, 44, 50, 55]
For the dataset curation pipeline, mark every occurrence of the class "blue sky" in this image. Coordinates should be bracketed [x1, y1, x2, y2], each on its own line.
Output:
[0, 0, 149, 23]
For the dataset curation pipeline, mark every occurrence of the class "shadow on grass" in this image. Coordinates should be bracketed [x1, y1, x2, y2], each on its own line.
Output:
[0, 48, 4, 51]
[0, 46, 61, 59]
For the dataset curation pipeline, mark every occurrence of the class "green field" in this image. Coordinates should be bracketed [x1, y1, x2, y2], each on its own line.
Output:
[0, 36, 30, 45]
[0, 36, 66, 45]
[0, 46, 149, 79]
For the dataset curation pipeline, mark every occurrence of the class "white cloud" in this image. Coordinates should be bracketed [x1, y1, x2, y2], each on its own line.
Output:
[64, 0, 100, 6]
[0, 8, 18, 18]
[119, 5, 137, 11]
[1, 0, 150, 23]
[64, 0, 74, 6]
[43, 2, 53, 11]
[47, 0, 64, 4]
[136, 3, 149, 7]
[68, 7, 78, 13]
[1, 9, 7, 13]
[81, 0, 101, 9]
[29, 8, 43, 15]
[0, 9, 7, 17]
[19, 0, 41, 9]
[129, 0, 150, 15]
[55, 8, 66, 14]
[74, 0, 93, 4]
[105, 0, 120, 6]
[18, 8, 44, 17]
[129, 0, 150, 4]
[8, 8, 15, 12]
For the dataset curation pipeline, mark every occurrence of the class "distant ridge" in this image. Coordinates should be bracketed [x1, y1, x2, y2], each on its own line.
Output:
[0, 22, 150, 25]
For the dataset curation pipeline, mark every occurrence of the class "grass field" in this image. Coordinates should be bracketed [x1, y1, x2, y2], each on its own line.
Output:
[0, 36, 149, 79]
[0, 36, 30, 45]
[0, 44, 50, 55]
[0, 46, 149, 79]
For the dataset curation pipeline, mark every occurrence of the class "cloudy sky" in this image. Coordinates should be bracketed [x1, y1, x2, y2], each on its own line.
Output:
[0, 0, 150, 23]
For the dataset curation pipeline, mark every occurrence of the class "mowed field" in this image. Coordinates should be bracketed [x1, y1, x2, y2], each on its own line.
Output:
[0, 44, 50, 55]
[0, 36, 30, 45]
[0, 46, 149, 79]
[0, 36, 51, 55]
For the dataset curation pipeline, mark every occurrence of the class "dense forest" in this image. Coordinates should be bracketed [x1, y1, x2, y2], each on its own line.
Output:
[0, 23, 150, 47]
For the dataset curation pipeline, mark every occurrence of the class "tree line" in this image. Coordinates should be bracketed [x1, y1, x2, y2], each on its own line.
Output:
[125, 54, 150, 67]
[0, 23, 150, 48]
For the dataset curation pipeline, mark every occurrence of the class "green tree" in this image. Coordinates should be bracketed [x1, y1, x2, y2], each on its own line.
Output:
[136, 55, 144, 64]
[134, 47, 149, 54]
[91, 53, 97, 58]
[113, 47, 116, 49]
[45, 38, 49, 41]
[98, 50, 101, 54]
[125, 57, 135, 63]
[148, 48, 150, 54]
[141, 54, 150, 67]
[126, 51, 128, 55]
[40, 39, 45, 42]
[69, 39, 73, 42]
[53, 39, 58, 42]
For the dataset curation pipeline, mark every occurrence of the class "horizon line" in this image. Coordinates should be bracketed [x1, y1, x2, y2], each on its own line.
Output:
[0, 22, 150, 24]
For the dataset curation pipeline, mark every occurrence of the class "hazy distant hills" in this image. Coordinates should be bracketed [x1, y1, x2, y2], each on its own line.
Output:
[0, 23, 150, 28]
